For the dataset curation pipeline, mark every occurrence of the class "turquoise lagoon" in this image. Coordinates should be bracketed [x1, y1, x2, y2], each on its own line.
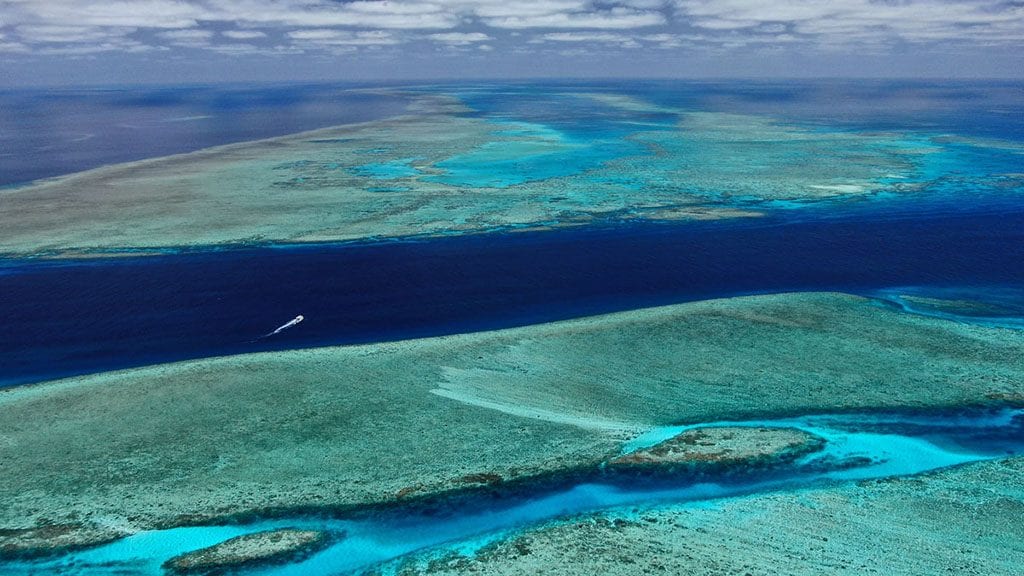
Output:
[350, 159, 422, 180]
[4, 408, 1022, 576]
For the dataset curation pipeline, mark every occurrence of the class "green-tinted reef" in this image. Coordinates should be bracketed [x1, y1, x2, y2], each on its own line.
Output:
[607, 427, 826, 471]
[1, 292, 1021, 554]
[1, 90, 1020, 257]
[390, 457, 1024, 576]
[162, 529, 335, 575]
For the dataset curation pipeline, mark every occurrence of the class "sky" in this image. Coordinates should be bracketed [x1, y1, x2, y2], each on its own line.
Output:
[1, 0, 1022, 85]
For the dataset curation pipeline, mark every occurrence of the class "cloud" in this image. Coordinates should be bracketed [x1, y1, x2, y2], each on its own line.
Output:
[757, 23, 787, 34]
[428, 32, 492, 45]
[0, 41, 30, 53]
[674, 0, 1024, 44]
[16, 25, 134, 43]
[222, 30, 267, 40]
[467, 1, 591, 19]
[10, 1, 208, 29]
[1, 0, 676, 57]
[206, 42, 303, 56]
[0, 0, 1020, 62]
[207, 1, 458, 29]
[485, 8, 667, 29]
[157, 30, 215, 48]
[287, 29, 402, 46]
[4, 1, 670, 32]
[539, 32, 634, 42]
[3, 1, 459, 32]
[538, 31, 693, 47]
[208, 42, 259, 54]
[158, 29, 214, 41]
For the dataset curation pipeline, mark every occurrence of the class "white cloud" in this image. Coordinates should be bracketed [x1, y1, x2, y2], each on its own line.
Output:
[692, 18, 759, 30]
[158, 29, 213, 41]
[468, 1, 589, 19]
[16, 24, 134, 43]
[13, 1, 208, 29]
[5, 1, 670, 33]
[34, 38, 155, 55]
[222, 30, 267, 40]
[0, 41, 30, 53]
[1, 0, 1020, 59]
[485, 8, 666, 29]
[675, 0, 1024, 44]
[540, 32, 633, 42]
[639, 33, 684, 48]
[207, 42, 301, 56]
[2, 0, 459, 32]
[209, 1, 458, 30]
[209, 42, 258, 54]
[428, 32, 491, 45]
[156, 27, 214, 48]
[288, 29, 402, 46]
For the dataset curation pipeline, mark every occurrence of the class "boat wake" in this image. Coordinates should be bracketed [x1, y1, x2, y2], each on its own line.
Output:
[253, 315, 304, 342]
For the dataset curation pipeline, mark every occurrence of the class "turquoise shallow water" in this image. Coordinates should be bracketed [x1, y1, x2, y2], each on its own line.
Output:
[417, 82, 1024, 214]
[6, 408, 1021, 576]
[424, 120, 642, 188]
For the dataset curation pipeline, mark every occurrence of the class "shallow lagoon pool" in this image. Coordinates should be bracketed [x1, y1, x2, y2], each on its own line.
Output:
[5, 407, 1021, 575]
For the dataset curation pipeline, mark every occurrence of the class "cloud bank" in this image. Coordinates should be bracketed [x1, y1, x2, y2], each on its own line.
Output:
[0, 1, 1020, 80]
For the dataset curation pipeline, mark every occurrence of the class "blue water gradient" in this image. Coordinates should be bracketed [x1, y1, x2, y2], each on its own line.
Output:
[1, 193, 1022, 387]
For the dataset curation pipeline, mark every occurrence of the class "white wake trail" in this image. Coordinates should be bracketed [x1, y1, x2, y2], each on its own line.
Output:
[253, 314, 304, 342]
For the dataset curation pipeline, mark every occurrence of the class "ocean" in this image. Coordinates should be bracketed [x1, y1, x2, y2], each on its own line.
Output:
[1, 80, 1023, 386]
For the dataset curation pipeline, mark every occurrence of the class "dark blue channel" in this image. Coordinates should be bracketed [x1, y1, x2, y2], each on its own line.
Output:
[1, 204, 1023, 387]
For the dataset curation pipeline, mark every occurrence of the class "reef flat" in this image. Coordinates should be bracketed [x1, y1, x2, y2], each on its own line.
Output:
[2, 87, 1020, 258]
[1, 292, 1022, 556]
[392, 456, 1024, 576]
[607, 427, 826, 471]
[163, 529, 334, 575]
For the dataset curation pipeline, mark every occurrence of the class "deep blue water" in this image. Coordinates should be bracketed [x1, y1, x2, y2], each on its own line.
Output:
[2, 198, 1023, 387]
[0, 83, 413, 187]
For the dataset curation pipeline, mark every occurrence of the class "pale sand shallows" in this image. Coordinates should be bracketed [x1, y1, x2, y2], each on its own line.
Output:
[1, 292, 1022, 554]
[390, 456, 1024, 576]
